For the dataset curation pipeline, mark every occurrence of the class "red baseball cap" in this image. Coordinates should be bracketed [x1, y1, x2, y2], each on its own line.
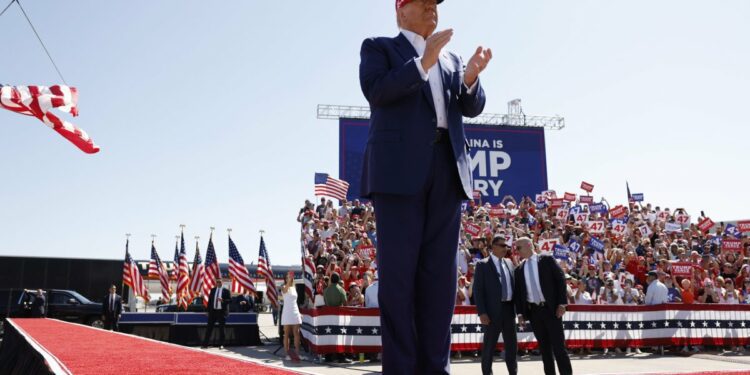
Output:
[396, 0, 444, 9]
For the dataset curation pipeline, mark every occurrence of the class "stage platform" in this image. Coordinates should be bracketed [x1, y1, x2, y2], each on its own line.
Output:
[118, 312, 261, 346]
[0, 318, 300, 375]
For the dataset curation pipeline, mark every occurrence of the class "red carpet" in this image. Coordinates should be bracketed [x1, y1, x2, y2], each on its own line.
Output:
[10, 318, 300, 375]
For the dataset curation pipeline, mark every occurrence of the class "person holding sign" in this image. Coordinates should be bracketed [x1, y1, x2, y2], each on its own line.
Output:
[359, 0, 491, 371]
[473, 235, 518, 375]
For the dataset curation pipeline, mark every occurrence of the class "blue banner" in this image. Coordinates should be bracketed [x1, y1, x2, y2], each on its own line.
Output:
[725, 224, 742, 239]
[588, 237, 605, 253]
[553, 244, 569, 260]
[568, 240, 581, 253]
[589, 203, 607, 214]
[632, 193, 644, 202]
[339, 119, 548, 204]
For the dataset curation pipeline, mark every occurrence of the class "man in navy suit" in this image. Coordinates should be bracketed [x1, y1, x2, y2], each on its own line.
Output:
[102, 285, 122, 331]
[359, 0, 492, 373]
[202, 278, 231, 349]
[473, 236, 517, 375]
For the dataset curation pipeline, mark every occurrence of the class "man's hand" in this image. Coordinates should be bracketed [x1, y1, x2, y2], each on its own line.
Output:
[422, 29, 453, 72]
[556, 305, 566, 319]
[479, 314, 491, 326]
[464, 46, 493, 87]
[517, 314, 526, 328]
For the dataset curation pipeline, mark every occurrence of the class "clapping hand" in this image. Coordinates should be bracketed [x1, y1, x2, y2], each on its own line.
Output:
[422, 29, 454, 71]
[464, 46, 492, 87]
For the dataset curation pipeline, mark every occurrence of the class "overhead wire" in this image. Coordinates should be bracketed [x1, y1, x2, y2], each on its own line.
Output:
[10, 0, 69, 85]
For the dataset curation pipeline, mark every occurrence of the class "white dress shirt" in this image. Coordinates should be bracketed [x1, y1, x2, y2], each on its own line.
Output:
[365, 281, 379, 308]
[213, 287, 222, 310]
[524, 254, 546, 303]
[645, 280, 669, 305]
[490, 253, 513, 301]
[400, 29, 478, 130]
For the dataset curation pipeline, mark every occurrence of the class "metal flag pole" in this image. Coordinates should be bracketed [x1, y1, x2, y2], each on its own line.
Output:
[148, 234, 157, 312]
[122, 233, 130, 301]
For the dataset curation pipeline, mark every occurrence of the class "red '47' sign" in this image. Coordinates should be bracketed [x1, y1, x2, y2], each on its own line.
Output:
[587, 221, 605, 234]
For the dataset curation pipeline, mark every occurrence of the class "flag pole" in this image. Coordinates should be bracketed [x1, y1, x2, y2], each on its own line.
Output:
[174, 234, 179, 305]
[148, 234, 157, 312]
[122, 233, 130, 301]
[227, 228, 232, 288]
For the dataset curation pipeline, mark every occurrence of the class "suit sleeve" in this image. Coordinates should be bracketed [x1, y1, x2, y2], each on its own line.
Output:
[514, 266, 525, 319]
[547, 257, 567, 308]
[473, 262, 487, 316]
[457, 54, 486, 118]
[359, 38, 426, 108]
[102, 296, 106, 315]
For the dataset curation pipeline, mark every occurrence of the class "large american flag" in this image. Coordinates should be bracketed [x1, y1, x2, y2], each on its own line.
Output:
[314, 173, 349, 201]
[170, 239, 179, 281]
[228, 234, 255, 295]
[176, 232, 191, 310]
[189, 240, 205, 304]
[122, 239, 150, 302]
[301, 241, 315, 300]
[257, 236, 278, 309]
[202, 233, 220, 307]
[0, 85, 99, 154]
[147, 242, 171, 303]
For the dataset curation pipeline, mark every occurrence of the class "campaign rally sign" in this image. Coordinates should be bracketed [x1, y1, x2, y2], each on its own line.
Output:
[588, 237, 605, 253]
[542, 190, 557, 200]
[569, 205, 582, 215]
[631, 193, 644, 202]
[586, 220, 606, 234]
[670, 262, 693, 278]
[589, 203, 607, 214]
[675, 213, 691, 228]
[464, 223, 481, 237]
[535, 194, 546, 204]
[580, 181, 594, 193]
[564, 192, 576, 202]
[555, 208, 568, 221]
[538, 239, 559, 252]
[612, 220, 627, 236]
[568, 240, 581, 253]
[357, 246, 376, 259]
[472, 190, 481, 200]
[574, 212, 588, 224]
[579, 195, 594, 204]
[657, 211, 670, 222]
[738, 220, 750, 233]
[553, 244, 569, 261]
[489, 206, 505, 218]
[638, 224, 653, 237]
[725, 224, 742, 239]
[722, 239, 743, 254]
[550, 198, 564, 209]
[610, 205, 627, 219]
[665, 222, 682, 233]
[697, 217, 715, 233]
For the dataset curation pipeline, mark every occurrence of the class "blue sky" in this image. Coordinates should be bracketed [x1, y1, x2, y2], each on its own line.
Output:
[1, 1, 748, 266]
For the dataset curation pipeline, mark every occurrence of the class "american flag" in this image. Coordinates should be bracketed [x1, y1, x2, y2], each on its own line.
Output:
[0, 85, 99, 153]
[176, 231, 191, 310]
[147, 242, 171, 303]
[189, 239, 205, 303]
[122, 239, 150, 302]
[228, 234, 255, 295]
[170, 238, 179, 281]
[257, 236, 278, 309]
[301, 241, 315, 300]
[202, 233, 220, 307]
[314, 173, 349, 201]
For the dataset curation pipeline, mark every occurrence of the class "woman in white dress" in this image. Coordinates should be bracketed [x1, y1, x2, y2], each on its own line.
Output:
[281, 271, 303, 361]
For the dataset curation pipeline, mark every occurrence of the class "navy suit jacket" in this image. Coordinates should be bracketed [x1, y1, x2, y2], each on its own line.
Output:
[473, 256, 515, 323]
[358, 33, 486, 199]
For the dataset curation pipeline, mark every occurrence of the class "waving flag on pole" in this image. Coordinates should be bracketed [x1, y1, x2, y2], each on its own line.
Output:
[202, 231, 220, 307]
[171, 238, 179, 281]
[147, 241, 171, 303]
[228, 233, 256, 295]
[123, 239, 150, 302]
[0, 85, 99, 153]
[301, 241, 315, 300]
[189, 238, 205, 303]
[257, 236, 278, 309]
[314, 173, 349, 201]
[176, 230, 191, 310]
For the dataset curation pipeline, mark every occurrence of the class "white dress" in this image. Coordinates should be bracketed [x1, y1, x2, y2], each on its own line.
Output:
[281, 287, 303, 325]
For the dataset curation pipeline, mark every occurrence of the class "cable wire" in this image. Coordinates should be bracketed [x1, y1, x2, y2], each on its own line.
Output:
[14, 0, 68, 85]
[0, 0, 13, 18]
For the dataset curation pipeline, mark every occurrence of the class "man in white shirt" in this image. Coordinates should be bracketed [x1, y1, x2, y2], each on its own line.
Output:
[365, 272, 379, 308]
[645, 271, 669, 305]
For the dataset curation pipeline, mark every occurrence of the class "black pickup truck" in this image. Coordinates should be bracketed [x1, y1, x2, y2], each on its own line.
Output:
[0, 289, 105, 334]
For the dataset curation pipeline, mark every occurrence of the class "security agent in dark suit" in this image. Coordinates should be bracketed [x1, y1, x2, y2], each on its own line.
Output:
[473, 236, 517, 375]
[26, 289, 46, 318]
[513, 237, 572, 375]
[359, 0, 491, 373]
[102, 285, 123, 331]
[202, 278, 231, 349]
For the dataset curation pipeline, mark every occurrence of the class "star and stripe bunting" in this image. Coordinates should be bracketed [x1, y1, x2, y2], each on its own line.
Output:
[122, 239, 150, 302]
[147, 242, 171, 302]
[176, 231, 191, 310]
[300, 305, 750, 354]
[188, 239, 205, 304]
[228, 234, 256, 295]
[257, 236, 278, 309]
[0, 85, 99, 153]
[314, 173, 349, 201]
[202, 233, 220, 307]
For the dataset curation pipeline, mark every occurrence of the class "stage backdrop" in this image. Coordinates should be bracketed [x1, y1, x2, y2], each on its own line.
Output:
[339, 118, 548, 205]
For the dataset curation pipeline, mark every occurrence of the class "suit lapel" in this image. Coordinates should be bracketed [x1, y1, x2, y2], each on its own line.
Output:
[438, 53, 453, 107]
[394, 33, 436, 114]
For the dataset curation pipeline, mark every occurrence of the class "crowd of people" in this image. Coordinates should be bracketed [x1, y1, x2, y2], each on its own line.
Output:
[296, 191, 750, 355]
